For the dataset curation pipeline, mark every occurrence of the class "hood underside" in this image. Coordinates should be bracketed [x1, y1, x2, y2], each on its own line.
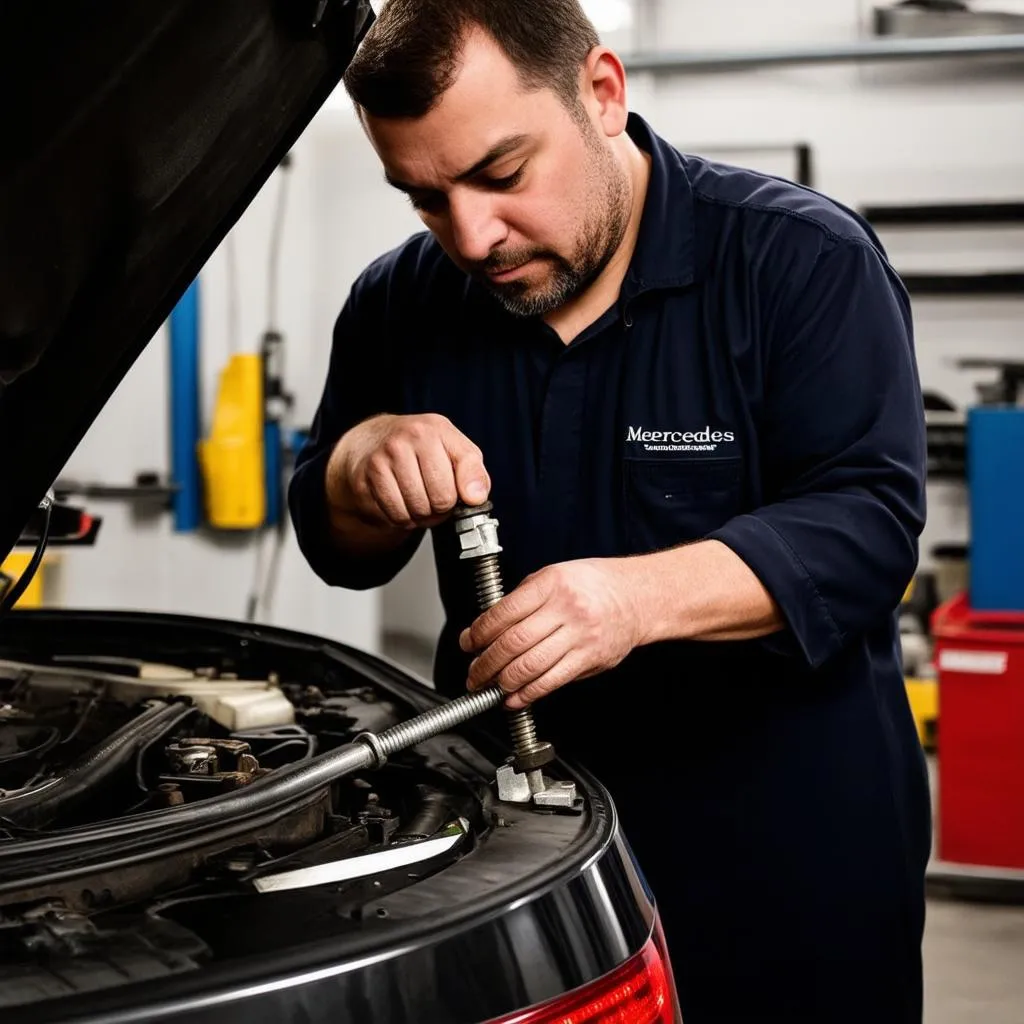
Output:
[0, 0, 373, 554]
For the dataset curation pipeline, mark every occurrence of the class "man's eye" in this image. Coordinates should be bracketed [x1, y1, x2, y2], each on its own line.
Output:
[409, 193, 446, 214]
[487, 165, 526, 190]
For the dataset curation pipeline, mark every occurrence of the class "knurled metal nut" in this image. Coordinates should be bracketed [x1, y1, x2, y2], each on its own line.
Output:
[513, 741, 556, 773]
[455, 500, 494, 516]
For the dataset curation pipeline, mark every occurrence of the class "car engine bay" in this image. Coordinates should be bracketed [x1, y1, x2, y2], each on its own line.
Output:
[0, 624, 590, 1010]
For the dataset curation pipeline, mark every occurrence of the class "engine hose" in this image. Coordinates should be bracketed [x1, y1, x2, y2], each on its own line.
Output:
[0, 700, 186, 827]
[394, 784, 462, 843]
[0, 684, 507, 863]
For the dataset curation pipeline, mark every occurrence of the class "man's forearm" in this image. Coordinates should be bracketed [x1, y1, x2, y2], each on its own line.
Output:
[623, 539, 785, 646]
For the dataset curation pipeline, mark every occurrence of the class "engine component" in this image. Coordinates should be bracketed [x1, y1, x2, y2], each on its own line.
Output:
[166, 743, 218, 776]
[162, 737, 271, 794]
[0, 700, 189, 828]
[0, 657, 295, 732]
[158, 783, 184, 807]
[116, 663, 296, 731]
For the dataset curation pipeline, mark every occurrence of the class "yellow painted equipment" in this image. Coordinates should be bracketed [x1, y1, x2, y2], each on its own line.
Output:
[905, 676, 938, 750]
[199, 353, 266, 529]
[1, 552, 46, 608]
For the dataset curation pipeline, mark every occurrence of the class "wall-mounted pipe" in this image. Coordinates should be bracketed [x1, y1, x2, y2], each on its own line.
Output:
[169, 280, 202, 532]
[622, 32, 1024, 75]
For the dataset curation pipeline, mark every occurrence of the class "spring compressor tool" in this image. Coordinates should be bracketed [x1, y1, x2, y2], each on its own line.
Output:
[451, 502, 576, 808]
[349, 502, 577, 809]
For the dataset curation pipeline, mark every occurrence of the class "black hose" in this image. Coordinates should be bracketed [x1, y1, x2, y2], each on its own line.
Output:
[0, 493, 53, 615]
[0, 683, 499, 866]
[0, 700, 185, 827]
[0, 737, 374, 865]
[393, 785, 456, 842]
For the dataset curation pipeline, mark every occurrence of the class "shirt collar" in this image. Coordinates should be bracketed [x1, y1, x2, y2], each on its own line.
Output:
[622, 113, 697, 298]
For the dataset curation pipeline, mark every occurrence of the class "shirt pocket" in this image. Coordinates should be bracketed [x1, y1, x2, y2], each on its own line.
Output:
[623, 457, 744, 554]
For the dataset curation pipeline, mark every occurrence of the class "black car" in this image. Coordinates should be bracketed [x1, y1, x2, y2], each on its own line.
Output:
[0, 3, 681, 1022]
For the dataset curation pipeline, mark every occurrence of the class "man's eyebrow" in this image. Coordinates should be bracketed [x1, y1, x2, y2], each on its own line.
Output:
[383, 133, 531, 195]
[453, 133, 531, 181]
[384, 172, 418, 194]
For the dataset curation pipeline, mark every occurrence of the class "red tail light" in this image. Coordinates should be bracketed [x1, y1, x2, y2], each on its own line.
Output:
[489, 923, 680, 1024]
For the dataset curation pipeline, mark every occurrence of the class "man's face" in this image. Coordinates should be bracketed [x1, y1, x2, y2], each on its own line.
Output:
[362, 29, 629, 317]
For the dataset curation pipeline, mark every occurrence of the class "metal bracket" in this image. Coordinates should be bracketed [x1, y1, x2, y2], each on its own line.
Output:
[454, 504, 503, 560]
[495, 761, 578, 810]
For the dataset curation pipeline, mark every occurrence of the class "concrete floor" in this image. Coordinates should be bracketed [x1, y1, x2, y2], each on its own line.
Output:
[381, 635, 1024, 1022]
[925, 898, 1024, 1023]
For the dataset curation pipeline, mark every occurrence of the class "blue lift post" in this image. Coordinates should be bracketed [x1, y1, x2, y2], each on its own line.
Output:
[169, 280, 203, 532]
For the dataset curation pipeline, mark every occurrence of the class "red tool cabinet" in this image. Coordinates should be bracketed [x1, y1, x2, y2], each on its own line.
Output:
[933, 593, 1024, 869]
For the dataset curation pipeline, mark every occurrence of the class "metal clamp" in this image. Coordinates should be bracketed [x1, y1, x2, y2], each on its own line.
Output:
[495, 760, 578, 809]
[454, 503, 503, 560]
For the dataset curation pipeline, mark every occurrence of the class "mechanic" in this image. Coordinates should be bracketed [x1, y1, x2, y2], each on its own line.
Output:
[289, 1, 932, 1020]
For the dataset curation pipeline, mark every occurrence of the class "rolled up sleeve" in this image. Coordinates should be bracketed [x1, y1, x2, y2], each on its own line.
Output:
[709, 237, 926, 669]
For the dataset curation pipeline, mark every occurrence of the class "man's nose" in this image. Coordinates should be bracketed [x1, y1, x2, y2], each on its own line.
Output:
[449, 192, 507, 264]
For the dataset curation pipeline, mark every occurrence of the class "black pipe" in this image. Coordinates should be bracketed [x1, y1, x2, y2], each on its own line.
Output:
[0, 700, 186, 827]
[393, 785, 457, 843]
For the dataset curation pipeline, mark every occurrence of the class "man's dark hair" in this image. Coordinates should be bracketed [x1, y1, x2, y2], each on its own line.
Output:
[343, 0, 601, 118]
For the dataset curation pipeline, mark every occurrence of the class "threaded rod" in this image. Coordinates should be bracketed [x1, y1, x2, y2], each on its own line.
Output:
[453, 503, 548, 776]
[375, 684, 506, 757]
[474, 555, 505, 611]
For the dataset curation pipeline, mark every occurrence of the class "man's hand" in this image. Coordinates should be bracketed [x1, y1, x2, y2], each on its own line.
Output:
[326, 414, 490, 548]
[459, 542, 785, 709]
[459, 558, 642, 710]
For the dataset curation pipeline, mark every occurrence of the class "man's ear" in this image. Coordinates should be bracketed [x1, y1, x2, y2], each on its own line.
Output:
[581, 47, 629, 138]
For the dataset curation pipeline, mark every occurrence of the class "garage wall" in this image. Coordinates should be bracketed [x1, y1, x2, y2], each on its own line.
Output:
[49, 0, 1023, 662]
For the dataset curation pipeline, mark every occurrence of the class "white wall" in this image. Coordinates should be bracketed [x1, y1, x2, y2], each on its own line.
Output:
[48, 0, 1024, 658]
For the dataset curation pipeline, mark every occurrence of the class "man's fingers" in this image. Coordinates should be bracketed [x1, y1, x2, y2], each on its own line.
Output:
[445, 432, 490, 506]
[365, 456, 413, 525]
[466, 616, 565, 690]
[385, 442, 434, 522]
[504, 654, 584, 709]
[493, 627, 571, 693]
[417, 436, 459, 515]
[460, 577, 548, 653]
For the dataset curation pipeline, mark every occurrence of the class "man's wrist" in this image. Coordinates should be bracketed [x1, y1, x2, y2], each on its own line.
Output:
[610, 540, 783, 648]
[612, 548, 697, 649]
[325, 438, 358, 524]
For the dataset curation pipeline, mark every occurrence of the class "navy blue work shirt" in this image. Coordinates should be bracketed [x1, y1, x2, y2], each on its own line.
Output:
[291, 114, 931, 1020]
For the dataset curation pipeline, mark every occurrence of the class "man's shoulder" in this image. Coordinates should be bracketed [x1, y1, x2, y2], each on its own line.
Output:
[684, 153, 881, 256]
[350, 231, 469, 311]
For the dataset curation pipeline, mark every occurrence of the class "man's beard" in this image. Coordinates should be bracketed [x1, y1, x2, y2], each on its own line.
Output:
[471, 146, 631, 319]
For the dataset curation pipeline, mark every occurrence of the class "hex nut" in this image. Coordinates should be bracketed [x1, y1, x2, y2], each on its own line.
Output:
[513, 741, 556, 774]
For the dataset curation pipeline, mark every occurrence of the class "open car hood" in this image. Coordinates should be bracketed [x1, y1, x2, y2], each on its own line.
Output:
[0, 0, 374, 554]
